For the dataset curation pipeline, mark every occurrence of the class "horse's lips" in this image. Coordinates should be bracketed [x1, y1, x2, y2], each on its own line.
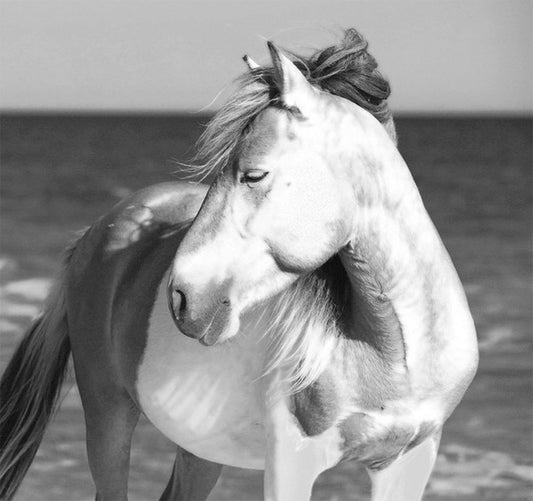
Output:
[200, 313, 224, 346]
[197, 322, 226, 346]
[198, 309, 239, 347]
[198, 332, 217, 346]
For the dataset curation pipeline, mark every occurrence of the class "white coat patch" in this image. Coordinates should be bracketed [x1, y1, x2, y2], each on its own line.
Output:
[137, 274, 269, 469]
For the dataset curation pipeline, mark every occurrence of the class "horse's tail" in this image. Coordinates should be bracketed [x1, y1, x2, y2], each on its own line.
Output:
[0, 271, 71, 500]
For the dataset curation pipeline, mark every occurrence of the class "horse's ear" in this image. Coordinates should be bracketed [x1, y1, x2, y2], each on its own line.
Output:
[267, 41, 315, 113]
[243, 55, 260, 70]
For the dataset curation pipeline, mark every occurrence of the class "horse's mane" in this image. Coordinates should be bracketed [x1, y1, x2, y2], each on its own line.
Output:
[191, 28, 396, 181]
[193, 29, 395, 394]
[260, 256, 351, 395]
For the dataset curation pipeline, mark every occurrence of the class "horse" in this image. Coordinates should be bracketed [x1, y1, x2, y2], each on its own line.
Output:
[0, 29, 478, 501]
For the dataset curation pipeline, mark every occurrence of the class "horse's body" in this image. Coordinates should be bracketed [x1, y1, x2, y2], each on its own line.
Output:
[0, 30, 478, 501]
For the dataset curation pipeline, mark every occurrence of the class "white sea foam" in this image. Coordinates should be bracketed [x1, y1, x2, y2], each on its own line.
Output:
[3, 278, 53, 301]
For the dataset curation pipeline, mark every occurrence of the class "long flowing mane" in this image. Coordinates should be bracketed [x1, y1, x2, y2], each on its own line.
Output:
[193, 29, 396, 393]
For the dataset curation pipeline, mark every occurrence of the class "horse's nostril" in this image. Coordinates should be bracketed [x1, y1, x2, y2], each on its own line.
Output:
[167, 281, 187, 324]
[173, 289, 187, 317]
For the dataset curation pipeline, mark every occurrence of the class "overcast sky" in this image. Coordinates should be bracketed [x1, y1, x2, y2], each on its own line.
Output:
[1, 0, 531, 113]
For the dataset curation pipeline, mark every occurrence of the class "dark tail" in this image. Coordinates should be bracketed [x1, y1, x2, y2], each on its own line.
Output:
[0, 277, 71, 500]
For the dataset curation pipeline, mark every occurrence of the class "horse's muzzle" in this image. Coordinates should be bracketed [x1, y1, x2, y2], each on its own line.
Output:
[167, 277, 232, 345]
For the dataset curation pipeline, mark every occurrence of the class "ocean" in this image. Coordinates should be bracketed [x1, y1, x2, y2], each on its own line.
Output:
[1, 115, 531, 500]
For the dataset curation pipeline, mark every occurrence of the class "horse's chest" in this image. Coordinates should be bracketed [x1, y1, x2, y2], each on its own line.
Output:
[136, 288, 268, 469]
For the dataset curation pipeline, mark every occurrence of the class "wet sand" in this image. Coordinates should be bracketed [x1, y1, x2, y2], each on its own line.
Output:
[1, 115, 531, 500]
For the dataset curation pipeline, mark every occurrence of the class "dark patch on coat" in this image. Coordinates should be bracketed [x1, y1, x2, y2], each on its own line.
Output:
[292, 369, 341, 436]
[66, 182, 207, 402]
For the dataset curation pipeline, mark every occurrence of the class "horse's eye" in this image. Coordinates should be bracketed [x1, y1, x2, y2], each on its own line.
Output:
[240, 170, 269, 185]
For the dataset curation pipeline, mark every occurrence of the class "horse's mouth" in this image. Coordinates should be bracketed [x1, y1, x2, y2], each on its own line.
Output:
[197, 312, 240, 347]
[198, 332, 217, 346]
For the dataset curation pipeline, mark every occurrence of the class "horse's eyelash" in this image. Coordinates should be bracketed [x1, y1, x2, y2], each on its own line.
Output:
[278, 102, 303, 118]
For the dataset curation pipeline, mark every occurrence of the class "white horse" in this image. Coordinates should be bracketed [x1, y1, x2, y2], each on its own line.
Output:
[0, 30, 478, 500]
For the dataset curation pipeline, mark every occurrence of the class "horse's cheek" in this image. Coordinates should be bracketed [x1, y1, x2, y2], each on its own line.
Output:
[262, 214, 341, 273]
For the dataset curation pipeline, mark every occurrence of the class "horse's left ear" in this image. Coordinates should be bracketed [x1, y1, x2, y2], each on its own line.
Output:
[267, 41, 316, 114]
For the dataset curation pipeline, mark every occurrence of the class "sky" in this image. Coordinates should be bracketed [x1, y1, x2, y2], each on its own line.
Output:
[0, 0, 531, 114]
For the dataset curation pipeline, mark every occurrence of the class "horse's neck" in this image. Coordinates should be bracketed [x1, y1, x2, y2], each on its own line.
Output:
[339, 143, 471, 381]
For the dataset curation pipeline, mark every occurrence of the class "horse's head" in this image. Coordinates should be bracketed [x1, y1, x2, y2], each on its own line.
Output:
[168, 41, 392, 345]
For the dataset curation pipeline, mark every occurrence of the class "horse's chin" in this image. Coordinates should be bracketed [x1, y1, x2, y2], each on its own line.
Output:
[198, 312, 241, 346]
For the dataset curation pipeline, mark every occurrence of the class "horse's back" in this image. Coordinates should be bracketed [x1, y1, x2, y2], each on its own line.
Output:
[65, 182, 208, 400]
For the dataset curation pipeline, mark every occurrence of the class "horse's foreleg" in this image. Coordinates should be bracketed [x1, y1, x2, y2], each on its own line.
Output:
[264, 436, 323, 501]
[368, 430, 442, 501]
[264, 394, 339, 501]
[159, 446, 222, 501]
[80, 385, 140, 501]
